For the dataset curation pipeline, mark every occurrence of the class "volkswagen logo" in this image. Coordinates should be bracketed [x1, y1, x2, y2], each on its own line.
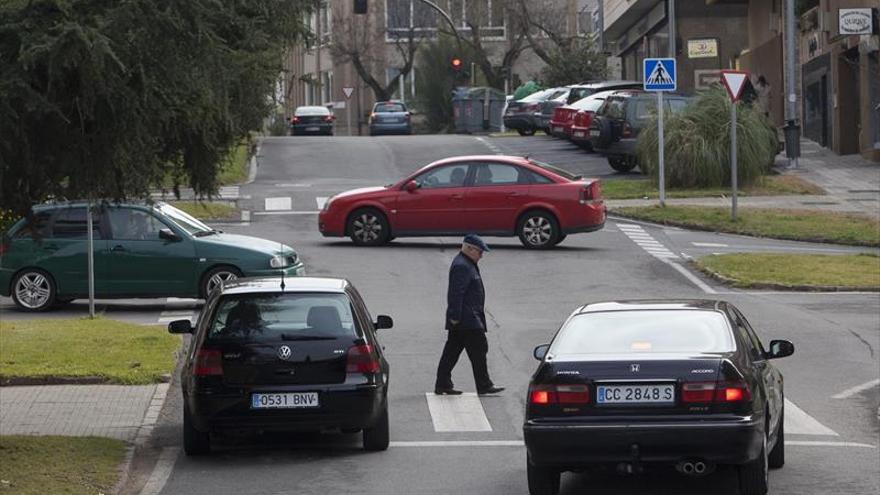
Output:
[277, 345, 292, 361]
[630, 364, 640, 373]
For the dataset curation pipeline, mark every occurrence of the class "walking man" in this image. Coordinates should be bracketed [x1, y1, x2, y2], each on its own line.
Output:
[435, 234, 505, 396]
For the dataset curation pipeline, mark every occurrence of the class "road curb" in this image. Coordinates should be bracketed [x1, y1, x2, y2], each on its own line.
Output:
[244, 137, 262, 185]
[113, 382, 171, 495]
[691, 261, 880, 292]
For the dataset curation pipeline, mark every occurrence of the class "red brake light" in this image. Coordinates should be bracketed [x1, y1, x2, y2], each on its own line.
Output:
[324, 115, 335, 122]
[292, 116, 300, 123]
[682, 381, 751, 403]
[529, 384, 590, 405]
[346, 344, 380, 374]
[193, 349, 223, 376]
[622, 122, 634, 138]
[682, 382, 715, 403]
[580, 181, 602, 205]
[530, 388, 554, 405]
[716, 381, 751, 402]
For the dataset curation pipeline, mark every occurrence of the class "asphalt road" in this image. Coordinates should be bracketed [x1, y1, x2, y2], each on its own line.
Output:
[3, 134, 878, 495]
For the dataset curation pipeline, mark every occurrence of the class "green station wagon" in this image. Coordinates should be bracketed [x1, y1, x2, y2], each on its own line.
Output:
[0, 202, 305, 311]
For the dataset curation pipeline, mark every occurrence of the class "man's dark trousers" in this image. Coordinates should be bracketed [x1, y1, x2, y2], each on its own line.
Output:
[435, 329, 492, 391]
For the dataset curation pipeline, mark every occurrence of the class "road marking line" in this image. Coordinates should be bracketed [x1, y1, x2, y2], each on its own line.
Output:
[241, 210, 251, 222]
[316, 197, 328, 209]
[660, 258, 717, 293]
[785, 441, 876, 449]
[252, 211, 319, 216]
[138, 447, 180, 495]
[274, 183, 312, 187]
[832, 379, 880, 399]
[692, 242, 729, 247]
[391, 441, 521, 447]
[617, 224, 644, 231]
[425, 392, 492, 432]
[785, 398, 838, 436]
[264, 197, 292, 211]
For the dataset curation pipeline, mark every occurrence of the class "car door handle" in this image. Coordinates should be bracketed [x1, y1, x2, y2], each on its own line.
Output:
[42, 244, 59, 252]
[450, 194, 464, 201]
[111, 245, 127, 253]
[507, 192, 521, 198]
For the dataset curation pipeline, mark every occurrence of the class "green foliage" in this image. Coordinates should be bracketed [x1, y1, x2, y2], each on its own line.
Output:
[637, 87, 778, 188]
[0, 0, 312, 218]
[415, 35, 474, 133]
[538, 39, 607, 87]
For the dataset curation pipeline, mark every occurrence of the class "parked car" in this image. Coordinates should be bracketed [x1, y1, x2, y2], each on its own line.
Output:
[290, 106, 335, 136]
[538, 81, 642, 135]
[549, 90, 616, 143]
[369, 101, 412, 136]
[170, 276, 394, 455]
[504, 88, 566, 136]
[524, 300, 792, 495]
[318, 155, 605, 249]
[0, 202, 305, 311]
[588, 90, 692, 173]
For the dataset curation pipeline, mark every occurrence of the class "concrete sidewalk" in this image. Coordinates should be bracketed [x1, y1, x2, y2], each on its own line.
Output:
[607, 139, 880, 218]
[0, 383, 168, 442]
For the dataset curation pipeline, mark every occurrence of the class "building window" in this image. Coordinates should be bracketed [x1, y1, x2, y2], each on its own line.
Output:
[385, 0, 505, 40]
[321, 71, 333, 104]
[309, 1, 331, 46]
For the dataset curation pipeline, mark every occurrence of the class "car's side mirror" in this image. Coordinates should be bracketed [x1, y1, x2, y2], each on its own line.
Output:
[375, 315, 393, 329]
[767, 339, 794, 359]
[533, 344, 550, 361]
[168, 319, 193, 334]
[404, 180, 419, 193]
[159, 228, 181, 242]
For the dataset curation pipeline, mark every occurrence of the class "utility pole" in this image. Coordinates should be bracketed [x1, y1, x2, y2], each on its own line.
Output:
[667, 0, 676, 58]
[784, 0, 800, 168]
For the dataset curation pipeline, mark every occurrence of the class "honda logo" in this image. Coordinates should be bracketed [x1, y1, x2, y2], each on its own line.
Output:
[277, 345, 292, 361]
[630, 364, 640, 373]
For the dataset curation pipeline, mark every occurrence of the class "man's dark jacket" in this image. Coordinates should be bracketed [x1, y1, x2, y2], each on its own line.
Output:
[445, 252, 486, 331]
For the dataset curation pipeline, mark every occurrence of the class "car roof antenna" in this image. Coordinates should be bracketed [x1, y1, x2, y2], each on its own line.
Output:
[279, 241, 286, 292]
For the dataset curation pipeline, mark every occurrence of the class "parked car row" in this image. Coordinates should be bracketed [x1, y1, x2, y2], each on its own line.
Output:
[506, 82, 694, 173]
[289, 101, 413, 137]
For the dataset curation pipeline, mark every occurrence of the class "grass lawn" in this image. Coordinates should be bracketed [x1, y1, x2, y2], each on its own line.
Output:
[0, 436, 126, 495]
[696, 253, 880, 290]
[0, 318, 180, 385]
[217, 142, 252, 185]
[169, 200, 238, 221]
[602, 175, 824, 200]
[613, 206, 880, 247]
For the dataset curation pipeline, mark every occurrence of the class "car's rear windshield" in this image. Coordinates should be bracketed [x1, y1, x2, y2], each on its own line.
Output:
[571, 96, 606, 112]
[295, 106, 330, 116]
[520, 88, 557, 102]
[375, 103, 406, 112]
[207, 293, 359, 343]
[551, 310, 735, 356]
[528, 159, 580, 181]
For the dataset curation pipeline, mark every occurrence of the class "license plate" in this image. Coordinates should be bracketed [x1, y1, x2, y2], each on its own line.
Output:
[589, 129, 600, 137]
[306, 126, 319, 131]
[251, 392, 319, 409]
[573, 131, 585, 137]
[596, 384, 675, 405]
[553, 126, 563, 133]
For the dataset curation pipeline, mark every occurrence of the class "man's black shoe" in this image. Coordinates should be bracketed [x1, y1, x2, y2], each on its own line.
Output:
[434, 387, 463, 395]
[477, 386, 505, 396]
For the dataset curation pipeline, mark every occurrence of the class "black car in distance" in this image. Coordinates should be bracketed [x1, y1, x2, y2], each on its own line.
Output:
[523, 300, 793, 495]
[169, 277, 394, 455]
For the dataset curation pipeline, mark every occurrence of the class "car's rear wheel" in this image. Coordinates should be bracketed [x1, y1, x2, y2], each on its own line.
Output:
[527, 456, 560, 495]
[737, 433, 768, 495]
[551, 233, 567, 246]
[769, 406, 785, 469]
[348, 208, 390, 246]
[608, 156, 636, 173]
[200, 266, 242, 299]
[517, 128, 536, 136]
[183, 403, 211, 456]
[362, 402, 389, 451]
[517, 211, 560, 249]
[11, 269, 56, 312]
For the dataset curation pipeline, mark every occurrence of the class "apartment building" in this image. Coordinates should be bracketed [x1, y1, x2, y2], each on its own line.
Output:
[282, 0, 598, 135]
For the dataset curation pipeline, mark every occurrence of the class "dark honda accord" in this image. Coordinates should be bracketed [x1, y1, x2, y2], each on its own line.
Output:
[523, 300, 793, 495]
[169, 277, 394, 455]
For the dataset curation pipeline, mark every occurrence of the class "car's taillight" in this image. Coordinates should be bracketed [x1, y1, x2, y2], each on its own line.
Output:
[369, 112, 377, 123]
[193, 349, 223, 376]
[580, 181, 602, 205]
[525, 103, 540, 113]
[292, 116, 300, 123]
[404, 112, 411, 120]
[529, 384, 590, 405]
[622, 121, 634, 138]
[324, 115, 335, 122]
[346, 344, 380, 374]
[0, 239, 8, 256]
[682, 381, 751, 403]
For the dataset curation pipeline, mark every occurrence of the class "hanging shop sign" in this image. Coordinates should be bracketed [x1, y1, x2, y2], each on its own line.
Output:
[839, 8, 873, 36]
[687, 39, 718, 58]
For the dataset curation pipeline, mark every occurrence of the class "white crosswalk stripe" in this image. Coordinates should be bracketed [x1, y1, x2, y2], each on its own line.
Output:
[264, 197, 292, 211]
[617, 223, 680, 260]
[425, 393, 492, 432]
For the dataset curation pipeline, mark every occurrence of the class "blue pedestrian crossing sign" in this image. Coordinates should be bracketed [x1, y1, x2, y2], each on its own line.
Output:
[643, 58, 676, 91]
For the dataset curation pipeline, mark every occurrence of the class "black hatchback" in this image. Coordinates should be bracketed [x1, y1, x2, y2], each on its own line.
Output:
[524, 300, 793, 495]
[169, 277, 394, 455]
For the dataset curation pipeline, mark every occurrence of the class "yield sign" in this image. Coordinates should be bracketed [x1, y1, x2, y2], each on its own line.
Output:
[342, 87, 355, 99]
[720, 70, 749, 102]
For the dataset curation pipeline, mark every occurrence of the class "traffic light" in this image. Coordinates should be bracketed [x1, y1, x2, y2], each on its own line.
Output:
[354, 0, 367, 14]
[450, 57, 463, 72]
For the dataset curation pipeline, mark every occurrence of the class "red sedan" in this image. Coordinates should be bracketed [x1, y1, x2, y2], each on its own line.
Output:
[318, 155, 605, 249]
[551, 91, 615, 148]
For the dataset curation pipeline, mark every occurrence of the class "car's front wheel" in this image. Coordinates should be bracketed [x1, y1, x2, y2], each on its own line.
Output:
[200, 266, 242, 299]
[517, 128, 536, 136]
[348, 208, 390, 246]
[11, 269, 56, 312]
[183, 403, 211, 456]
[608, 156, 636, 173]
[527, 456, 560, 495]
[517, 211, 560, 249]
[737, 433, 769, 495]
[362, 402, 389, 451]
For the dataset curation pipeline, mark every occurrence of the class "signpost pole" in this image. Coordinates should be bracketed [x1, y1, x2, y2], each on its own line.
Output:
[658, 91, 665, 207]
[86, 200, 95, 318]
[731, 101, 738, 221]
[347, 104, 352, 136]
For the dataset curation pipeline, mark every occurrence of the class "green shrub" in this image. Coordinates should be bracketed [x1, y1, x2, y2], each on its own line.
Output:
[637, 86, 777, 188]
